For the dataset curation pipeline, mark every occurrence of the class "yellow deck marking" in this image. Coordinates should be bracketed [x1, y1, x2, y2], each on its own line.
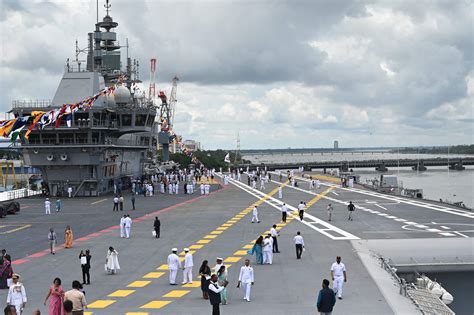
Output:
[204, 235, 217, 239]
[0, 224, 31, 235]
[189, 244, 204, 249]
[224, 256, 241, 263]
[179, 250, 196, 256]
[157, 264, 169, 271]
[108, 290, 135, 297]
[84, 313, 93, 315]
[88, 300, 116, 308]
[210, 231, 223, 235]
[140, 301, 172, 309]
[233, 250, 248, 256]
[163, 290, 191, 298]
[242, 244, 253, 249]
[91, 198, 108, 205]
[216, 227, 228, 231]
[197, 239, 211, 244]
[221, 223, 232, 227]
[126, 313, 149, 315]
[127, 281, 151, 288]
[227, 220, 238, 223]
[182, 281, 201, 288]
[143, 272, 164, 279]
[306, 187, 335, 208]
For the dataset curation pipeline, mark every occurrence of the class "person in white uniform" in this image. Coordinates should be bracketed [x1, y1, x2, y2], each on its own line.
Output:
[45, 198, 51, 215]
[237, 259, 254, 302]
[331, 256, 347, 300]
[182, 248, 194, 284]
[278, 186, 283, 199]
[124, 215, 132, 238]
[213, 257, 226, 275]
[200, 183, 205, 195]
[262, 235, 273, 264]
[167, 248, 181, 285]
[6, 274, 27, 314]
[260, 178, 265, 190]
[204, 183, 210, 195]
[67, 186, 73, 198]
[120, 215, 126, 238]
[251, 206, 260, 223]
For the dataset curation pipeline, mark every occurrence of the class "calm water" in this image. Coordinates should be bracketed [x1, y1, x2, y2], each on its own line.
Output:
[243, 152, 474, 208]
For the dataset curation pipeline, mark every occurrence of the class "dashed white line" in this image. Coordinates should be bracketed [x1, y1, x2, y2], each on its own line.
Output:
[440, 226, 451, 230]
[375, 204, 388, 211]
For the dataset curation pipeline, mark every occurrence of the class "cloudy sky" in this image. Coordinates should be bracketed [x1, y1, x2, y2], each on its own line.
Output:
[0, 0, 472, 149]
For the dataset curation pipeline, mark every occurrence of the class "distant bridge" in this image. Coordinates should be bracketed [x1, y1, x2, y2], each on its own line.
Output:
[239, 157, 474, 172]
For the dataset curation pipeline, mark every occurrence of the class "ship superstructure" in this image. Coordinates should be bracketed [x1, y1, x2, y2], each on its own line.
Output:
[10, 1, 157, 196]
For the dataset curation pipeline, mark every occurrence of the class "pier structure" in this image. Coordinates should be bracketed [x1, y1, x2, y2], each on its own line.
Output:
[239, 157, 474, 172]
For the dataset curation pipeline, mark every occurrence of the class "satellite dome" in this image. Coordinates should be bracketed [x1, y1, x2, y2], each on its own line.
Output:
[114, 85, 131, 104]
[105, 94, 116, 107]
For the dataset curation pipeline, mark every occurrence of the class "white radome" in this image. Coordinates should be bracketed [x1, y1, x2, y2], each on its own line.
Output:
[114, 85, 131, 104]
[105, 94, 116, 106]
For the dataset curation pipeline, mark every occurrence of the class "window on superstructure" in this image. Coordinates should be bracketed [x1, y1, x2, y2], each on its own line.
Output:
[28, 134, 40, 144]
[121, 114, 132, 126]
[135, 114, 146, 126]
[146, 115, 154, 127]
[42, 134, 56, 145]
[58, 133, 73, 144]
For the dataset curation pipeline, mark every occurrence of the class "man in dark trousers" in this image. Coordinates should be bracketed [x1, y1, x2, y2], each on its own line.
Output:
[347, 201, 355, 221]
[208, 274, 226, 315]
[80, 249, 92, 285]
[316, 279, 336, 315]
[131, 194, 136, 210]
[153, 217, 161, 238]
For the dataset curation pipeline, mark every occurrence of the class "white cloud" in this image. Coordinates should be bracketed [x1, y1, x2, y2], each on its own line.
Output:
[0, 0, 472, 149]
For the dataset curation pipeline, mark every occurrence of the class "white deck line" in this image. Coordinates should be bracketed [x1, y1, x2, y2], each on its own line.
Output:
[218, 174, 359, 240]
[276, 172, 474, 219]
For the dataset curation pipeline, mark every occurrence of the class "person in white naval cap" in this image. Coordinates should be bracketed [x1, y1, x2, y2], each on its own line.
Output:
[167, 248, 182, 285]
[237, 259, 254, 302]
[182, 248, 194, 284]
[331, 256, 347, 300]
[213, 257, 226, 275]
[6, 273, 27, 314]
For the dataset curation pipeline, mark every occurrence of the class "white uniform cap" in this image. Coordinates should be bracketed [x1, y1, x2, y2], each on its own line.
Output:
[217, 257, 223, 261]
[184, 248, 189, 252]
[172, 248, 178, 252]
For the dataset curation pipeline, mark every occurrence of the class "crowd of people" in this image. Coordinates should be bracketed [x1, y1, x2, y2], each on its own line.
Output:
[2, 167, 358, 315]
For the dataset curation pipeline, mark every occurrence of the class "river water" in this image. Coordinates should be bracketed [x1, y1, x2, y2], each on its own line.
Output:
[243, 152, 474, 208]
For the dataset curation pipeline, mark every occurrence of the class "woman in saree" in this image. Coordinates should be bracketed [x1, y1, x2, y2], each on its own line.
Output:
[64, 226, 73, 248]
[248, 236, 264, 264]
[0, 257, 13, 289]
[44, 277, 65, 315]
